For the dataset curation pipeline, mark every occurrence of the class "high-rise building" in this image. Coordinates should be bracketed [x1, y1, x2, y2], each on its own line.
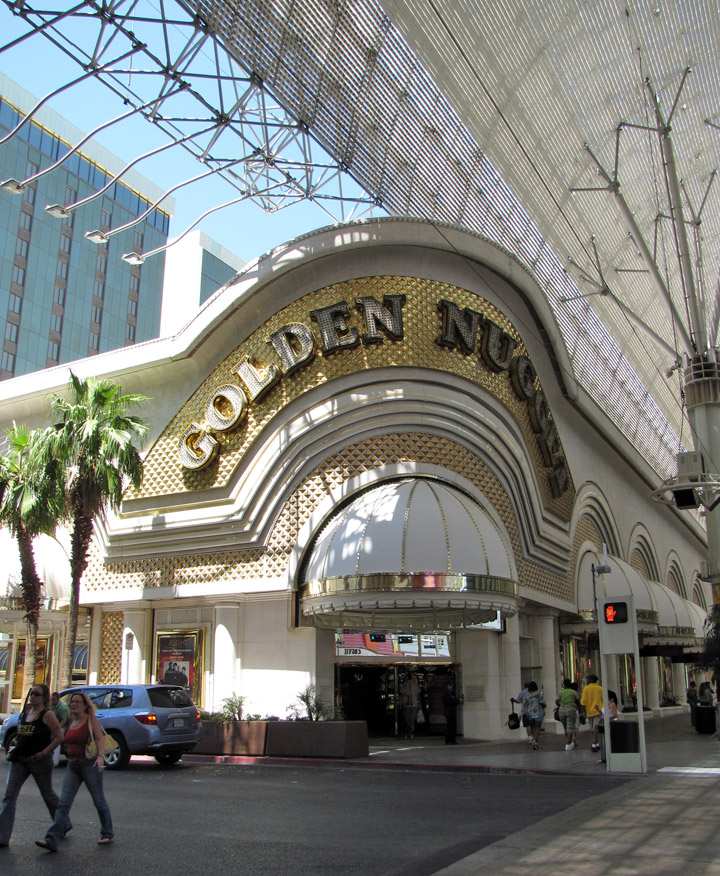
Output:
[0, 73, 172, 379]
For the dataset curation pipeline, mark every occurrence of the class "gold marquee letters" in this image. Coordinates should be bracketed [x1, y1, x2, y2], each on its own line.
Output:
[178, 294, 569, 497]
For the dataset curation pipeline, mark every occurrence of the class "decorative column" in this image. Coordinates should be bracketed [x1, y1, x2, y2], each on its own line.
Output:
[122, 610, 149, 684]
[213, 604, 241, 709]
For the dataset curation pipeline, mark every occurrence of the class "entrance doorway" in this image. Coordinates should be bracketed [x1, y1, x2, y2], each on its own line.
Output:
[336, 663, 459, 737]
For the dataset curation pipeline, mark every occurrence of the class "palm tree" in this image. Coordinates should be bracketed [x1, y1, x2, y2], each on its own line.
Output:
[49, 373, 149, 687]
[0, 424, 64, 691]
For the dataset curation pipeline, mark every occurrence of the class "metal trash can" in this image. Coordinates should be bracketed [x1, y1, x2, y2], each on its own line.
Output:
[695, 705, 717, 734]
[610, 720, 640, 753]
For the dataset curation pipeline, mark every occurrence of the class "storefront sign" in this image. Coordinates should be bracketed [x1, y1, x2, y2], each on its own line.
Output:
[178, 294, 568, 496]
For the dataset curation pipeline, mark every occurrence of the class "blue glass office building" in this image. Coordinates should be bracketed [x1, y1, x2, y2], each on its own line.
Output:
[0, 75, 171, 379]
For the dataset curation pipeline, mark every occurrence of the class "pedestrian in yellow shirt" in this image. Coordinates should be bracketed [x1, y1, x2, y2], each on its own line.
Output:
[580, 674, 604, 751]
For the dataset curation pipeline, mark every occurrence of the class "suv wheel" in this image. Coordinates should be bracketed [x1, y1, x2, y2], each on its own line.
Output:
[103, 734, 131, 770]
[154, 752, 183, 766]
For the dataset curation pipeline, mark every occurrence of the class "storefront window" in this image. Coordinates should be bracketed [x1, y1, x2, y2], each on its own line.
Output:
[12, 637, 52, 700]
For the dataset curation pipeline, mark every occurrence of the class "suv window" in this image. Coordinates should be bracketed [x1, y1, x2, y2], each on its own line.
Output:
[148, 687, 194, 708]
[108, 689, 134, 708]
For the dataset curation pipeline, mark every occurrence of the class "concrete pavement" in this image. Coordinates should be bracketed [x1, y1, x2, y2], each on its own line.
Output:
[188, 710, 720, 875]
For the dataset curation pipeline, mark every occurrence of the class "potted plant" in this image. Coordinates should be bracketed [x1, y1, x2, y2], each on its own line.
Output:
[195, 694, 268, 756]
[264, 685, 369, 758]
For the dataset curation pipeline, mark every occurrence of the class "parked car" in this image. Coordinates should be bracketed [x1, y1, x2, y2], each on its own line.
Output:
[0, 685, 201, 769]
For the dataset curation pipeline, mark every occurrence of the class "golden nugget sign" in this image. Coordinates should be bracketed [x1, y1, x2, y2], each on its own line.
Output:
[179, 295, 569, 497]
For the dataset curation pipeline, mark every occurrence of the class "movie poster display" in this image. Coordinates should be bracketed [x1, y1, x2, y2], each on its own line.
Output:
[11, 637, 52, 700]
[155, 629, 204, 705]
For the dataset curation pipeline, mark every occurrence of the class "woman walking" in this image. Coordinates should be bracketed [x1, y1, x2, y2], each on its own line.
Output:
[556, 678, 580, 750]
[0, 684, 64, 847]
[36, 691, 113, 851]
[525, 681, 546, 750]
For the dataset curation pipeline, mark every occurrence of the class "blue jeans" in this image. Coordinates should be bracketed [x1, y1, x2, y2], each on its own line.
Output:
[44, 757, 113, 849]
[0, 753, 58, 845]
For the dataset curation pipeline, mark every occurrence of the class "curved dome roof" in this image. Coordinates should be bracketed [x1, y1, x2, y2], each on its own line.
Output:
[302, 479, 517, 629]
[0, 529, 71, 603]
[306, 479, 514, 580]
[575, 550, 707, 642]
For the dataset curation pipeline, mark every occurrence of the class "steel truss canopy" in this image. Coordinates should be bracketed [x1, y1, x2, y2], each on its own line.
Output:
[2, 0, 719, 487]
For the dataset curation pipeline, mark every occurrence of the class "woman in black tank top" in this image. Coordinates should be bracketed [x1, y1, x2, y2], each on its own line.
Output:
[0, 684, 64, 847]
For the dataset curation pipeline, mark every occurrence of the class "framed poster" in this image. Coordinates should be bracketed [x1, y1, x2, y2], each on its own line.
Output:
[12, 637, 52, 700]
[155, 629, 204, 705]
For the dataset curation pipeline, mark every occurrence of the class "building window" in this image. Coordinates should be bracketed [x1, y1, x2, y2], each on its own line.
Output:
[125, 323, 136, 342]
[50, 312, 63, 333]
[128, 298, 138, 317]
[133, 229, 144, 249]
[18, 211, 32, 231]
[1, 350, 15, 372]
[53, 286, 65, 306]
[11, 265, 25, 286]
[47, 340, 59, 361]
[65, 185, 76, 204]
[91, 305, 102, 325]
[4, 322, 17, 344]
[62, 211, 74, 229]
[93, 279, 105, 299]
[15, 238, 28, 259]
[100, 208, 111, 229]
[8, 294, 22, 314]
[129, 274, 140, 293]
[95, 253, 106, 274]
[57, 260, 68, 280]
[59, 235, 71, 254]
[89, 331, 100, 351]
[23, 185, 36, 206]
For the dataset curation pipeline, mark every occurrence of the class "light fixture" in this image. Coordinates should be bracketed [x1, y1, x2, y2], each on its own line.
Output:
[0, 179, 25, 194]
[1, 98, 165, 201]
[46, 125, 218, 221]
[45, 204, 72, 219]
[84, 230, 110, 244]
[121, 192, 257, 265]
[84, 159, 243, 245]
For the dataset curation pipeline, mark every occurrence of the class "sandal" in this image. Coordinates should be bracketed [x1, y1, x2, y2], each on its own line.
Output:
[98, 837, 113, 845]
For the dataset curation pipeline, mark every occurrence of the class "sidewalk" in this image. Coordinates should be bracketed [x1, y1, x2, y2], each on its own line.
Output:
[422, 713, 720, 876]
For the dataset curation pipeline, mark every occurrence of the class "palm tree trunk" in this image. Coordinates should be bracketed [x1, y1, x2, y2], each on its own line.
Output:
[16, 525, 42, 691]
[60, 509, 94, 688]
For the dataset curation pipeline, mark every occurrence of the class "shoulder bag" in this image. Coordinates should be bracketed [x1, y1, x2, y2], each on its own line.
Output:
[85, 718, 120, 759]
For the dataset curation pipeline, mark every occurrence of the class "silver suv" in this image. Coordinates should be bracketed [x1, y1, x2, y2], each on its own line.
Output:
[1, 684, 201, 769]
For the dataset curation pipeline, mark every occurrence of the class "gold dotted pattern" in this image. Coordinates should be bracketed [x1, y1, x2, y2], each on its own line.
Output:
[129, 276, 574, 519]
[566, 518, 603, 608]
[629, 550, 650, 579]
[99, 612, 124, 684]
[85, 432, 571, 603]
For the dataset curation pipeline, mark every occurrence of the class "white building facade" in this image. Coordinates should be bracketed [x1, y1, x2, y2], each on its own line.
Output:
[0, 219, 710, 735]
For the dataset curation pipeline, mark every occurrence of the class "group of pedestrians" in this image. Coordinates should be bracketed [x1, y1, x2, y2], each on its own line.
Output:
[0, 685, 114, 851]
[512, 674, 618, 752]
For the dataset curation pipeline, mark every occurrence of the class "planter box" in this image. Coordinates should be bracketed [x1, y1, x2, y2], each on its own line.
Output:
[265, 720, 369, 759]
[195, 720, 268, 756]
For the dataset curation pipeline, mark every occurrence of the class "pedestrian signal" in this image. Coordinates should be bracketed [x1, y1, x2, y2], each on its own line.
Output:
[604, 602, 628, 624]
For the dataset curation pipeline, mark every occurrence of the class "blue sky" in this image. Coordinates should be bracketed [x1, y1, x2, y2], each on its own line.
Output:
[0, 4, 376, 266]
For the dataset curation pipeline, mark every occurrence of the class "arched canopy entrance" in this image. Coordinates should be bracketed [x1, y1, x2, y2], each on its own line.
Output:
[300, 478, 518, 630]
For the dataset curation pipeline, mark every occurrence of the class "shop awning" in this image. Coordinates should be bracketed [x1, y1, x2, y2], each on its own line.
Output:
[300, 478, 518, 629]
[561, 549, 708, 656]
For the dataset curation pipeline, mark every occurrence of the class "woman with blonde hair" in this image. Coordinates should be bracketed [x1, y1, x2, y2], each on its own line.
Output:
[36, 691, 113, 851]
[0, 684, 64, 847]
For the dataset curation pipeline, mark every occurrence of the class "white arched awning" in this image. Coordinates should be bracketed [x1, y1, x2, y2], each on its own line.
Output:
[565, 549, 707, 648]
[0, 528, 71, 603]
[301, 478, 518, 629]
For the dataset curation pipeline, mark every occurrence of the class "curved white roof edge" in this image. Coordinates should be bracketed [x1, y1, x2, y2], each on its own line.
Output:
[0, 217, 573, 406]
